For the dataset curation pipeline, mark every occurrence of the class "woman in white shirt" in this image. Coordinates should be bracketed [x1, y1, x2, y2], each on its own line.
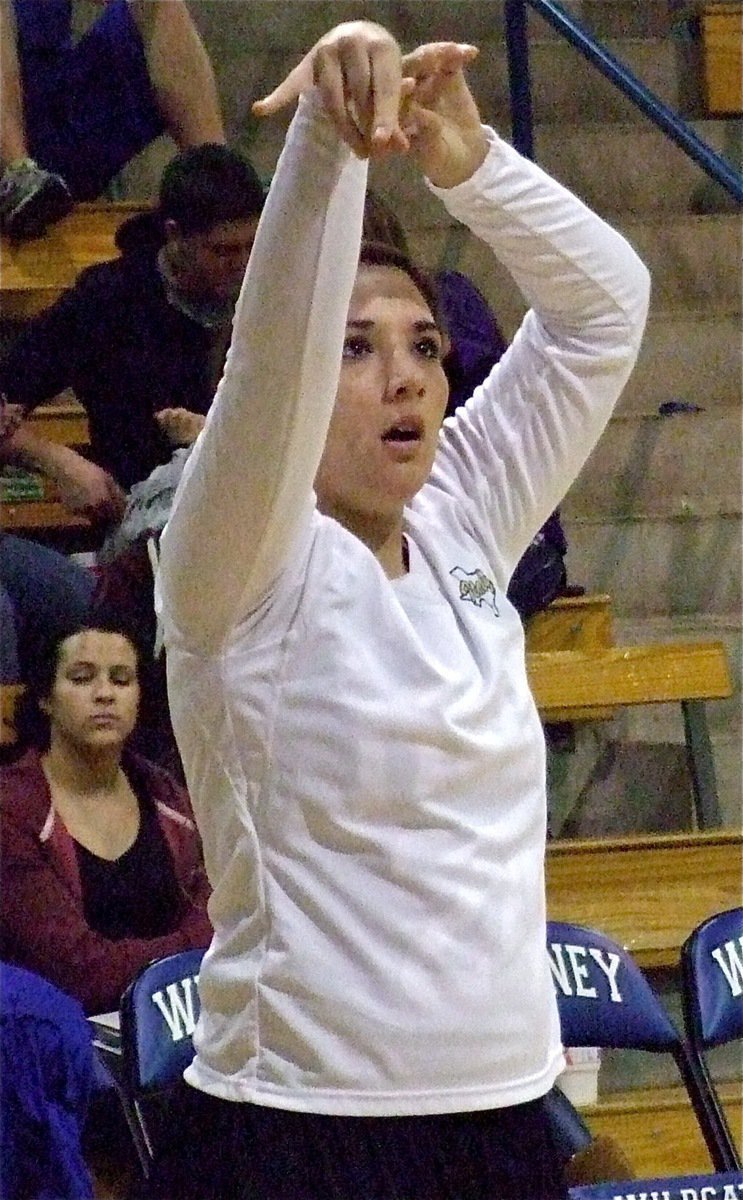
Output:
[156, 21, 650, 1199]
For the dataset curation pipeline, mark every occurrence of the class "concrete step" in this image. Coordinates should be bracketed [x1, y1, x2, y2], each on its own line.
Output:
[623, 212, 742, 307]
[405, 211, 741, 331]
[187, 0, 681, 56]
[563, 512, 741, 615]
[559, 0, 684, 40]
[565, 409, 741, 521]
[617, 308, 741, 415]
[534, 120, 742, 217]
[366, 117, 739, 228]
[185, 0, 688, 138]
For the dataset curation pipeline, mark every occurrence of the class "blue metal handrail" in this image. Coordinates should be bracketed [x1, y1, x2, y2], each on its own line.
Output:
[504, 0, 743, 204]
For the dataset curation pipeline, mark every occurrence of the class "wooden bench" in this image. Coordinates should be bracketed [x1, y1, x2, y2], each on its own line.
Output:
[525, 592, 614, 653]
[23, 399, 90, 448]
[1, 611, 733, 824]
[527, 639, 733, 827]
[1, 202, 147, 320]
[1, 400, 92, 535]
[586, 1080, 742, 1176]
[546, 829, 743, 969]
[700, 2, 743, 114]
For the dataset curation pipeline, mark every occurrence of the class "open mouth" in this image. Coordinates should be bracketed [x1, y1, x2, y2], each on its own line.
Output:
[381, 417, 424, 444]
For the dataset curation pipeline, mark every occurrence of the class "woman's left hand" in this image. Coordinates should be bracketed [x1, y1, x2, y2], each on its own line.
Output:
[400, 42, 488, 188]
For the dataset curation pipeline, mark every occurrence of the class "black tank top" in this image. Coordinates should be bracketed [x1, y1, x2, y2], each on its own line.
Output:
[76, 792, 182, 940]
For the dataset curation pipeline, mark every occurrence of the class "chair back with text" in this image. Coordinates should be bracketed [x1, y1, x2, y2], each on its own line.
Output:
[681, 907, 743, 1170]
[569, 1169, 743, 1199]
[547, 921, 731, 1172]
[119, 947, 206, 1176]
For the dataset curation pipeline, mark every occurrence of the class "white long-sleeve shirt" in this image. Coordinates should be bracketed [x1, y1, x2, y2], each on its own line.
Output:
[158, 92, 650, 1115]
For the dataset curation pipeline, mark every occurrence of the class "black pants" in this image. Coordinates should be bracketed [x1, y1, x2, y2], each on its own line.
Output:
[152, 1086, 569, 1200]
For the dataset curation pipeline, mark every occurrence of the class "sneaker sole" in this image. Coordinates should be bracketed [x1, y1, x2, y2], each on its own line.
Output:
[3, 178, 74, 241]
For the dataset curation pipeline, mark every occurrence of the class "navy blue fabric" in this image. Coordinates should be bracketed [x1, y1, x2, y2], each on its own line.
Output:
[0, 962, 95, 1200]
[547, 921, 681, 1050]
[0, 582, 20, 683]
[569, 1170, 743, 1198]
[13, 0, 163, 200]
[121, 948, 205, 1092]
[437, 269, 508, 416]
[684, 908, 743, 1048]
[0, 238, 220, 489]
[0, 534, 94, 685]
[152, 1089, 569, 1199]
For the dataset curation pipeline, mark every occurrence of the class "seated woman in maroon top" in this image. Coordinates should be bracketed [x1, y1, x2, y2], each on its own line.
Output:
[0, 620, 212, 1015]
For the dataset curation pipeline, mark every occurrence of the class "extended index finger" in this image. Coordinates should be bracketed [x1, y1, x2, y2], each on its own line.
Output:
[252, 54, 313, 117]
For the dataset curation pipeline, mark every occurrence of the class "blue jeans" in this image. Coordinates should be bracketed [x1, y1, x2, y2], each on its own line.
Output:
[13, 0, 163, 199]
[0, 534, 94, 682]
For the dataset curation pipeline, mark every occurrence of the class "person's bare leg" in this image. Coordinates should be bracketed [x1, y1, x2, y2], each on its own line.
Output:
[0, 0, 30, 166]
[127, 0, 225, 148]
[0, 0, 72, 238]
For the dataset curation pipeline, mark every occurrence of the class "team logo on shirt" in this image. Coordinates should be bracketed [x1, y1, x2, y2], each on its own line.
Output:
[450, 566, 499, 615]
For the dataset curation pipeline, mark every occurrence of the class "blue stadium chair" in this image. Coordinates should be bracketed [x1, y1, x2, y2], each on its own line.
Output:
[568, 1169, 743, 1199]
[681, 907, 743, 1171]
[547, 921, 730, 1173]
[118, 947, 206, 1180]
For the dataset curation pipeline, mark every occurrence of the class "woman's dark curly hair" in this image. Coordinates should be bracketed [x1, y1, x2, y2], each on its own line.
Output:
[15, 620, 140, 751]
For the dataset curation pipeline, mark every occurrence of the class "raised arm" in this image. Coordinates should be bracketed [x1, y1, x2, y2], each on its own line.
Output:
[158, 24, 410, 653]
[430, 136, 650, 572]
[405, 50, 650, 569]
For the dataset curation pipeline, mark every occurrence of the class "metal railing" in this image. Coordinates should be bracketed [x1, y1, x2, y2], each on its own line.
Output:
[504, 0, 743, 204]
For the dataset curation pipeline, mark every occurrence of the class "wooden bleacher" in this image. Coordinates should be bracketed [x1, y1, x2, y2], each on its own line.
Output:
[700, 1, 743, 116]
[525, 593, 733, 829]
[1, 201, 147, 319]
[535, 599, 740, 1174]
[586, 1080, 742, 1176]
[1, 400, 92, 534]
[546, 829, 743, 970]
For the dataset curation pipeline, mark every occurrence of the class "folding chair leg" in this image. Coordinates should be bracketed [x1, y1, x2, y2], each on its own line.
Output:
[677, 1045, 743, 1171]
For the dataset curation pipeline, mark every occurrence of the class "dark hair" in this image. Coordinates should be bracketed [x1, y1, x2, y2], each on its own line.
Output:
[15, 621, 140, 751]
[362, 190, 410, 256]
[158, 143, 265, 236]
[358, 240, 445, 332]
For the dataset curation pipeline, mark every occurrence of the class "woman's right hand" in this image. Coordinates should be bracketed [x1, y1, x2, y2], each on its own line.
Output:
[252, 21, 410, 160]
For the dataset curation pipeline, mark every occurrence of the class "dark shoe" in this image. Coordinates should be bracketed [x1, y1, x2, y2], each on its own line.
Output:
[0, 160, 73, 240]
